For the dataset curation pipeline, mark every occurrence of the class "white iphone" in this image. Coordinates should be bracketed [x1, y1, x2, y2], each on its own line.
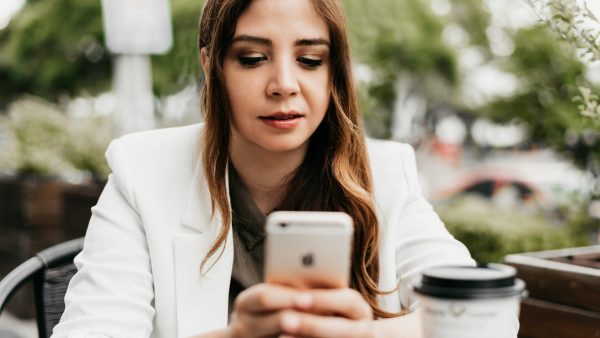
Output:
[264, 211, 354, 289]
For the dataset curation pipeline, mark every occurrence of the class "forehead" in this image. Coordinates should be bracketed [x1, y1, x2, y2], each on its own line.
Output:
[234, 0, 329, 41]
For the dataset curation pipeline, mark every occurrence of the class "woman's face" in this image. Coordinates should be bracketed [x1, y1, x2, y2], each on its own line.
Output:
[222, 0, 330, 155]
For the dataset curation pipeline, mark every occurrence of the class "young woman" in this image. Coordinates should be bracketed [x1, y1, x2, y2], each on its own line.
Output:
[52, 0, 474, 337]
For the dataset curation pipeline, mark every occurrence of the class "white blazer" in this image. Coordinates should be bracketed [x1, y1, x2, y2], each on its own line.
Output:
[51, 123, 474, 338]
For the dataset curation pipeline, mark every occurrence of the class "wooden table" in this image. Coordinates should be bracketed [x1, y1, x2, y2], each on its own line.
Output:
[504, 246, 600, 338]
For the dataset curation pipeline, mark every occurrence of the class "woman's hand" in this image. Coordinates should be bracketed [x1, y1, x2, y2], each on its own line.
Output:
[278, 288, 375, 338]
[198, 285, 375, 338]
[226, 283, 301, 338]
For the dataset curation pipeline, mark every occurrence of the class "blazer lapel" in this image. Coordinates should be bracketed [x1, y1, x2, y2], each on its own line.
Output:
[174, 163, 233, 338]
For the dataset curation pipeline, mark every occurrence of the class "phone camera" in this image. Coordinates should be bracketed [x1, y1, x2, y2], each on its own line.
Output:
[280, 223, 288, 228]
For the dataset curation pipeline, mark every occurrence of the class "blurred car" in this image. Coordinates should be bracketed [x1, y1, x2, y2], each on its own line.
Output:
[426, 149, 592, 207]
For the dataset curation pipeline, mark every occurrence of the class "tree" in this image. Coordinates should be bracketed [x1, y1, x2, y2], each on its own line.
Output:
[0, 0, 110, 106]
[343, 0, 460, 138]
[0, 0, 203, 108]
[480, 21, 600, 184]
[0, 0, 465, 138]
[527, 0, 600, 121]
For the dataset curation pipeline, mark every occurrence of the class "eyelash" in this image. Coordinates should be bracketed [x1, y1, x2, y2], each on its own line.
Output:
[237, 56, 323, 70]
[298, 57, 323, 70]
[238, 56, 266, 68]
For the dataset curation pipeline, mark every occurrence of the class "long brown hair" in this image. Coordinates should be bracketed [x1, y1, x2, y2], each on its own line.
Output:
[198, 0, 398, 318]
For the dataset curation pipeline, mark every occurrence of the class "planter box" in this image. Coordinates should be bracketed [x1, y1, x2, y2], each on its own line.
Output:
[0, 178, 70, 317]
[0, 178, 103, 318]
[504, 246, 600, 338]
[0, 179, 103, 318]
[0, 178, 70, 257]
[62, 182, 104, 240]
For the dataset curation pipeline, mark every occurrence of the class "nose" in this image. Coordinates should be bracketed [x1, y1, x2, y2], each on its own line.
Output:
[266, 60, 299, 98]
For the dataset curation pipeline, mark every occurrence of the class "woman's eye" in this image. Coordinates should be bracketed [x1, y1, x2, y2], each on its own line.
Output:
[238, 55, 267, 67]
[298, 57, 323, 69]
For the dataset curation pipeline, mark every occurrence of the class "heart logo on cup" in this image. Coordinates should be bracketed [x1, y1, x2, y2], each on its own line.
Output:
[449, 303, 466, 317]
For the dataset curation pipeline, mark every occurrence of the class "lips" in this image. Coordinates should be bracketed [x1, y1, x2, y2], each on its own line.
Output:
[259, 111, 305, 120]
[259, 111, 304, 129]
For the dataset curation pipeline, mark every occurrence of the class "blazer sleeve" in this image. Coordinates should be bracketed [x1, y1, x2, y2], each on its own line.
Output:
[393, 144, 475, 311]
[51, 139, 155, 338]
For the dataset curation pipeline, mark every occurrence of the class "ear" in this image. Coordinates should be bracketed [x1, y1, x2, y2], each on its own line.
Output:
[200, 47, 209, 75]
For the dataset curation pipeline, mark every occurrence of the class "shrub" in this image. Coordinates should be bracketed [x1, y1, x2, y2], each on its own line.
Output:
[436, 195, 595, 263]
[0, 96, 110, 180]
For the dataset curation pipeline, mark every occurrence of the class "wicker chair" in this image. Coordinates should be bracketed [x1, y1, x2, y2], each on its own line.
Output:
[0, 237, 84, 338]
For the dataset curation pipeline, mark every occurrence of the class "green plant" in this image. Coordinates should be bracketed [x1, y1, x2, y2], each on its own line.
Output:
[436, 195, 594, 263]
[0, 97, 72, 177]
[527, 0, 600, 122]
[480, 24, 600, 173]
[0, 96, 110, 180]
[343, 0, 463, 138]
[63, 115, 111, 180]
[0, 0, 204, 106]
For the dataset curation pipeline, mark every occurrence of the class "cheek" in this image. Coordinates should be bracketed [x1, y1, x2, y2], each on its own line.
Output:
[224, 71, 260, 120]
[226, 82, 245, 112]
[306, 73, 331, 115]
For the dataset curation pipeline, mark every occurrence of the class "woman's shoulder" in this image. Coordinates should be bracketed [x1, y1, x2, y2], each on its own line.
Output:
[104, 123, 204, 177]
[365, 138, 415, 168]
[365, 137, 420, 192]
[365, 138, 427, 220]
[113, 123, 204, 151]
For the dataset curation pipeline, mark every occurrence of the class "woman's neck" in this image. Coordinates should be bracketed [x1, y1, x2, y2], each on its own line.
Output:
[228, 137, 308, 214]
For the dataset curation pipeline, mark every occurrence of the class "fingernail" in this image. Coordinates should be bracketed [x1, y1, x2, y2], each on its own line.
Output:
[296, 293, 312, 309]
[282, 313, 300, 332]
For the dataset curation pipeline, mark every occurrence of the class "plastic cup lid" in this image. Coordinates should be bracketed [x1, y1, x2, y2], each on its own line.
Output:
[413, 263, 525, 300]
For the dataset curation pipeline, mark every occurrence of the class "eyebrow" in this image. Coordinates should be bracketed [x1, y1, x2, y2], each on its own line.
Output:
[230, 35, 330, 47]
[295, 38, 330, 47]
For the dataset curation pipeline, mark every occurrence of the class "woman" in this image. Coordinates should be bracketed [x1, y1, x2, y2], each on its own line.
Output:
[52, 0, 474, 337]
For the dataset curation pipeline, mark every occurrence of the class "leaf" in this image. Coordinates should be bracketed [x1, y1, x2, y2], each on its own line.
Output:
[551, 14, 569, 22]
[579, 86, 591, 97]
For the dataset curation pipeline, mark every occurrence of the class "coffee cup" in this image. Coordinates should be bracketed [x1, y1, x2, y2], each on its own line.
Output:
[413, 263, 525, 338]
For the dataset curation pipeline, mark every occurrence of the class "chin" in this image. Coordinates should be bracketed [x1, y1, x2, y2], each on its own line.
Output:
[258, 136, 309, 154]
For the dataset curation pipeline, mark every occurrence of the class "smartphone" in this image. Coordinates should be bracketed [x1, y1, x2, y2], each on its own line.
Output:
[264, 211, 354, 289]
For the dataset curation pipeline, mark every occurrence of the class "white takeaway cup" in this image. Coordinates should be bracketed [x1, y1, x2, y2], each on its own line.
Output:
[413, 264, 525, 338]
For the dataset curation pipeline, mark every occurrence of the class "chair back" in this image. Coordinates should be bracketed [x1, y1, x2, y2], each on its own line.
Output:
[36, 261, 79, 338]
[0, 237, 84, 338]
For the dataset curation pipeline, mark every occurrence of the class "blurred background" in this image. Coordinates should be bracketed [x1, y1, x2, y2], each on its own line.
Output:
[0, 0, 599, 336]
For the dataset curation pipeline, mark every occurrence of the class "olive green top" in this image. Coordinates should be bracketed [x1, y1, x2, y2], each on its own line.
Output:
[227, 165, 268, 319]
